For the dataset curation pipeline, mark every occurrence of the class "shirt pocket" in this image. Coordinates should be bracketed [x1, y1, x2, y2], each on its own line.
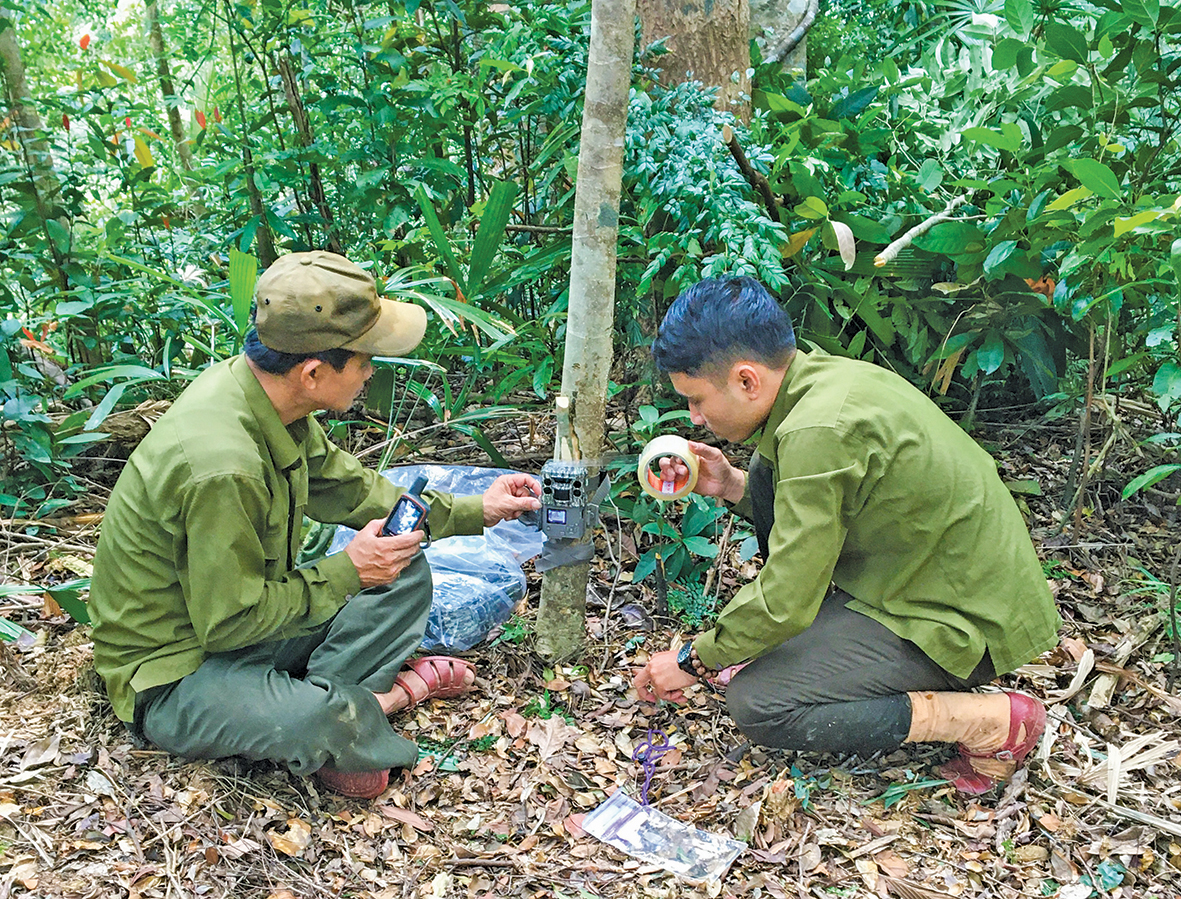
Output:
[260, 511, 288, 578]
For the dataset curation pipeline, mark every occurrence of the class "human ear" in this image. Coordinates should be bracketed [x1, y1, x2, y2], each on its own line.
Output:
[299, 359, 322, 391]
[733, 362, 762, 398]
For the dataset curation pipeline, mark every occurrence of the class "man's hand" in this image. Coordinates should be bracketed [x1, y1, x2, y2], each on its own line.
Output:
[345, 518, 425, 588]
[659, 441, 746, 503]
[483, 473, 542, 526]
[633, 649, 699, 705]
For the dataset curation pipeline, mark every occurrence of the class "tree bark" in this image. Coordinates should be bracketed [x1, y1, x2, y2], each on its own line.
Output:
[0, 9, 58, 220]
[534, 0, 635, 662]
[639, 0, 750, 121]
[276, 54, 342, 254]
[146, 2, 196, 173]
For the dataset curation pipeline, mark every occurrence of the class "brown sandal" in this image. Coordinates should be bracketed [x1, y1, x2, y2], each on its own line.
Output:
[390, 656, 476, 711]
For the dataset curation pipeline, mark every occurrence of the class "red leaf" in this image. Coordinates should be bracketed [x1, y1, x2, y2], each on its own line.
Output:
[124, 116, 132, 128]
[80, 34, 91, 50]
[62, 114, 70, 132]
[195, 110, 206, 129]
[161, 215, 171, 229]
[213, 106, 222, 123]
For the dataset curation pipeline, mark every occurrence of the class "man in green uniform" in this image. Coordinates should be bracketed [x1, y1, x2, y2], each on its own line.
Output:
[633, 276, 1060, 794]
[89, 251, 541, 799]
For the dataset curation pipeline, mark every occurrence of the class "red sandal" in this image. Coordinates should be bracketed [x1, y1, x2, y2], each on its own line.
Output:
[390, 655, 476, 711]
[938, 692, 1046, 795]
[315, 765, 389, 800]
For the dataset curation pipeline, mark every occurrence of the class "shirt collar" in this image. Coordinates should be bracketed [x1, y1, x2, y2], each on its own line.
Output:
[230, 355, 308, 471]
[755, 349, 810, 461]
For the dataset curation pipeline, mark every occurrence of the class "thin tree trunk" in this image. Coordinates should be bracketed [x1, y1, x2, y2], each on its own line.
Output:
[0, 8, 66, 283]
[146, 2, 196, 173]
[639, 0, 750, 121]
[276, 54, 342, 253]
[535, 0, 635, 662]
[223, 1, 276, 266]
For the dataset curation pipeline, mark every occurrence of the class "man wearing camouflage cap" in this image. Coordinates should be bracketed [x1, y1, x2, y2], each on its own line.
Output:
[90, 251, 541, 799]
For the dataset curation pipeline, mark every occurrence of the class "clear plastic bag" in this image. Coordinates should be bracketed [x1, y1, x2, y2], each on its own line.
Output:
[581, 789, 745, 886]
[327, 465, 543, 652]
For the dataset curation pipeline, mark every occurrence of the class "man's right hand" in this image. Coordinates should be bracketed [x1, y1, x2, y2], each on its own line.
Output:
[344, 518, 425, 587]
[659, 440, 746, 503]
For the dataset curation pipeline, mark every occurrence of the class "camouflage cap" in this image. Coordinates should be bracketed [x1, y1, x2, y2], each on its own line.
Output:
[253, 251, 427, 356]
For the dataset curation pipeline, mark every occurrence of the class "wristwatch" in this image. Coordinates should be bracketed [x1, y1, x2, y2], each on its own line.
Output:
[677, 642, 699, 678]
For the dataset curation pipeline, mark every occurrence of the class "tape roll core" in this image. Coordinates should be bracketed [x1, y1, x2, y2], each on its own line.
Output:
[637, 435, 700, 501]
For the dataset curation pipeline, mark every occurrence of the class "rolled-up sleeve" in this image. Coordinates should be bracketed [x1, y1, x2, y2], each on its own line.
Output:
[694, 427, 864, 670]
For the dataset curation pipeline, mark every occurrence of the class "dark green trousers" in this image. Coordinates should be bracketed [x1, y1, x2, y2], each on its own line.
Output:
[135, 555, 432, 775]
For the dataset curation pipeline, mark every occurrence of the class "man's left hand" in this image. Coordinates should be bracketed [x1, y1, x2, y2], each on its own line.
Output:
[633, 649, 698, 705]
[483, 473, 542, 526]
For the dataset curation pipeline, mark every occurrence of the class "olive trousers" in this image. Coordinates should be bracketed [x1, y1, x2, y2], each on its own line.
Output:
[133, 555, 432, 775]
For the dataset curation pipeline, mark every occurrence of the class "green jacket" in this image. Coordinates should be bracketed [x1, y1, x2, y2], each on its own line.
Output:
[89, 356, 485, 722]
[693, 351, 1060, 677]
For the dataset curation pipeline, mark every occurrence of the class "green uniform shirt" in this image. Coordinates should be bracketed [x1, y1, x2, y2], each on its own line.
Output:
[89, 356, 485, 722]
[693, 351, 1060, 677]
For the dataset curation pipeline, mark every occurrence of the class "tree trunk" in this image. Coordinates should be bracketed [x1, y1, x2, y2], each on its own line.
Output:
[276, 54, 343, 254]
[146, 2, 196, 173]
[639, 0, 750, 121]
[534, 0, 635, 662]
[224, 0, 276, 267]
[0, 9, 57, 220]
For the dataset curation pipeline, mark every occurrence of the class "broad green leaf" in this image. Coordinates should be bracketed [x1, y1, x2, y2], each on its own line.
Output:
[1004, 479, 1043, 496]
[917, 159, 943, 192]
[1067, 158, 1121, 199]
[45, 218, 71, 254]
[1122, 464, 1181, 499]
[795, 196, 829, 220]
[683, 536, 720, 558]
[414, 184, 465, 291]
[983, 240, 1018, 273]
[467, 180, 518, 298]
[1153, 360, 1181, 411]
[993, 38, 1025, 70]
[1045, 21, 1089, 63]
[1114, 209, 1160, 236]
[1122, 0, 1159, 28]
[1004, 0, 1035, 35]
[228, 247, 258, 335]
[913, 220, 986, 255]
[830, 85, 879, 120]
[977, 331, 1005, 374]
[1046, 186, 1093, 211]
[962, 126, 1020, 152]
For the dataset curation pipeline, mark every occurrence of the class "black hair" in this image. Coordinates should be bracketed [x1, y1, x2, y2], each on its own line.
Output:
[243, 329, 354, 375]
[651, 276, 796, 376]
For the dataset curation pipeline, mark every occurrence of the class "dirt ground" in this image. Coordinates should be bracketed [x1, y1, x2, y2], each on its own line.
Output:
[1, 400, 1179, 899]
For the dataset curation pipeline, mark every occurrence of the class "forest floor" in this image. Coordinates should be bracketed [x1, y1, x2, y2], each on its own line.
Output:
[1, 397, 1179, 899]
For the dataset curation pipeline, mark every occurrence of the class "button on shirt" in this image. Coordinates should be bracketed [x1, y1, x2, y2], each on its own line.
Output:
[89, 356, 485, 722]
[692, 351, 1060, 678]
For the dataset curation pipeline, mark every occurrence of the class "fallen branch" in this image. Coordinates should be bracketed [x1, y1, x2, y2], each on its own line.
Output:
[721, 124, 781, 224]
[874, 195, 968, 268]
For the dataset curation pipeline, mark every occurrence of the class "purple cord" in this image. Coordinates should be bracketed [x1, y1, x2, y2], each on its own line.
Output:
[632, 727, 671, 805]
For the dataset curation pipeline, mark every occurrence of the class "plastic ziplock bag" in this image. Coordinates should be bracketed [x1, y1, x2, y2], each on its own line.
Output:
[581, 790, 745, 886]
[328, 465, 543, 651]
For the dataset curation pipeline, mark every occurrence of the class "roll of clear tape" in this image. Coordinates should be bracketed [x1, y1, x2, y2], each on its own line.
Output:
[637, 435, 700, 501]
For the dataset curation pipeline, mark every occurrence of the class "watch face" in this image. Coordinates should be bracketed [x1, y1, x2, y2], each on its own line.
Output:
[677, 643, 692, 663]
